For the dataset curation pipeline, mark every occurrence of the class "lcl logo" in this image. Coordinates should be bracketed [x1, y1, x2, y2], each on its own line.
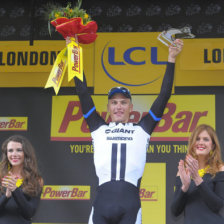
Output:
[101, 42, 167, 86]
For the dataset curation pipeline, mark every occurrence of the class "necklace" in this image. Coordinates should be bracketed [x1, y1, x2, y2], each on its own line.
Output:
[16, 178, 23, 187]
[8, 169, 23, 187]
[198, 165, 210, 177]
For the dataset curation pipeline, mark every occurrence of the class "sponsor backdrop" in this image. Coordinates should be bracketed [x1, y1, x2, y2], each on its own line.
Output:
[0, 90, 221, 224]
[0, 33, 224, 224]
[1, 34, 224, 91]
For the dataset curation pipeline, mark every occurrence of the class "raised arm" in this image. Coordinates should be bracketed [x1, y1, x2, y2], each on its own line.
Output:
[140, 39, 183, 134]
[74, 74, 105, 132]
[64, 36, 105, 131]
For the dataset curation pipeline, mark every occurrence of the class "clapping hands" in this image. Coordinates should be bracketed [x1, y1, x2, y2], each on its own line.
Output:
[185, 154, 203, 186]
[178, 159, 191, 192]
[1, 172, 18, 198]
[178, 154, 203, 192]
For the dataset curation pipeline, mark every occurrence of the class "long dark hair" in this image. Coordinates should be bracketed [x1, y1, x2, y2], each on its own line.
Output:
[0, 135, 43, 196]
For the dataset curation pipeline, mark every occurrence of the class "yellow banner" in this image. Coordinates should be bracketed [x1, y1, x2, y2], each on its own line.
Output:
[141, 163, 166, 224]
[50, 95, 215, 141]
[45, 47, 67, 95]
[67, 39, 83, 82]
[0, 117, 28, 131]
[176, 38, 224, 86]
[0, 40, 94, 87]
[180, 39, 224, 70]
[41, 185, 90, 200]
[1, 36, 224, 88]
[0, 41, 64, 72]
[94, 33, 169, 94]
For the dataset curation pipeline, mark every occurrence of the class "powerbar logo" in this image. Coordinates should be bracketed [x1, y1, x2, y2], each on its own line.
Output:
[140, 186, 158, 201]
[0, 117, 28, 131]
[51, 95, 215, 141]
[41, 185, 90, 200]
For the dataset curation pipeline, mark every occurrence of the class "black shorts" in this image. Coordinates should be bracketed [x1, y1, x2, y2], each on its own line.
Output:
[88, 181, 141, 224]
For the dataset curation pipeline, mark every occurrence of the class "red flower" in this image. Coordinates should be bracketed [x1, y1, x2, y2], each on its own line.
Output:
[51, 17, 98, 44]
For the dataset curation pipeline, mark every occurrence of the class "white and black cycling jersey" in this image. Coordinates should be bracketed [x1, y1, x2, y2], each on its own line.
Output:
[92, 122, 150, 186]
[75, 62, 175, 187]
[75, 62, 175, 224]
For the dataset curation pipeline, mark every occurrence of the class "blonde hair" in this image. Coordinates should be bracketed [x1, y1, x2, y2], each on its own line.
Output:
[187, 124, 223, 175]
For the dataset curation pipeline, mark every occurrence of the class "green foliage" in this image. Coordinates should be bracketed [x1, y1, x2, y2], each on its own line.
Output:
[46, 0, 91, 24]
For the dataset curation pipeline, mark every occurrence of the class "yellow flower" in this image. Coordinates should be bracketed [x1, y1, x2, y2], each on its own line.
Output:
[55, 13, 60, 18]
[69, 9, 73, 13]
[84, 13, 89, 19]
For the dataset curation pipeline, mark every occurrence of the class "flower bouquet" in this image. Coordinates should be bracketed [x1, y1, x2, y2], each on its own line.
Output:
[45, 0, 98, 94]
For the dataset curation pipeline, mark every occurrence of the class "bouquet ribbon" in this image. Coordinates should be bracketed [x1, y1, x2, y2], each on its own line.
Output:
[67, 37, 83, 82]
[45, 38, 83, 94]
[45, 17, 97, 94]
